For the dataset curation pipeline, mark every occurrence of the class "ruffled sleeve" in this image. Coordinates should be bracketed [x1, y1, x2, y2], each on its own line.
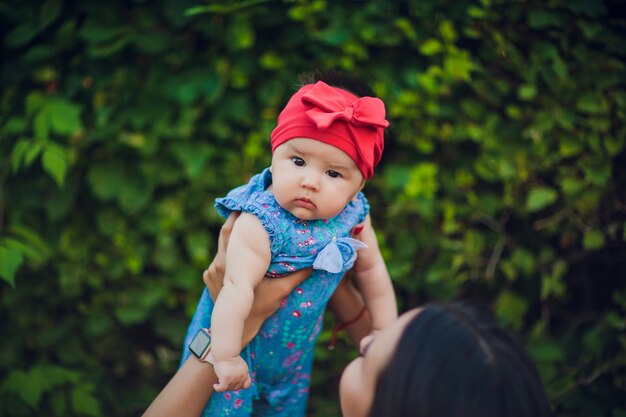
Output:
[214, 168, 285, 254]
[353, 192, 370, 224]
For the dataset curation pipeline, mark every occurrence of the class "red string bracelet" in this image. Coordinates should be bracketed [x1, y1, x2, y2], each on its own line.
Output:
[328, 306, 368, 350]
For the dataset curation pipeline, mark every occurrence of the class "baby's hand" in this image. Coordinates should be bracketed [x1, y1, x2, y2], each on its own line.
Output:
[213, 356, 252, 392]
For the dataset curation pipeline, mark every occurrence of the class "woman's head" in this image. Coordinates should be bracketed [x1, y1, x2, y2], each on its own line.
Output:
[340, 302, 552, 417]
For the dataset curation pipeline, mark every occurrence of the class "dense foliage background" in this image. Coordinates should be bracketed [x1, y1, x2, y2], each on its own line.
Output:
[1, 0, 625, 415]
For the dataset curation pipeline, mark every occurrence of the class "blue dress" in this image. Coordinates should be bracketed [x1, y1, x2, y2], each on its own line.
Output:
[181, 167, 369, 416]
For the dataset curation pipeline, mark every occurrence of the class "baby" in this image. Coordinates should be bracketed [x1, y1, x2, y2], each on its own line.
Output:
[182, 73, 397, 416]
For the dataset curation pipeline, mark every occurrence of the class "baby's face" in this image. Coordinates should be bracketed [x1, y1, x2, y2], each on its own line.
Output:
[270, 138, 364, 220]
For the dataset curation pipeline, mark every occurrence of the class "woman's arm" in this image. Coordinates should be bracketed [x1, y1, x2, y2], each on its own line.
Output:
[142, 213, 310, 417]
[142, 355, 218, 417]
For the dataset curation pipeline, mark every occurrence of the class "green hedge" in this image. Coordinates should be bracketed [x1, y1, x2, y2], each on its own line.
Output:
[1, 0, 625, 415]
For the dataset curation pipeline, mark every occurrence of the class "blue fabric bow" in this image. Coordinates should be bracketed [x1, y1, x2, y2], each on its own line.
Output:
[312, 237, 368, 274]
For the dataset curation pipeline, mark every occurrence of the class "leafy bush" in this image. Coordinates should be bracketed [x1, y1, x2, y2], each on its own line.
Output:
[1, 0, 625, 415]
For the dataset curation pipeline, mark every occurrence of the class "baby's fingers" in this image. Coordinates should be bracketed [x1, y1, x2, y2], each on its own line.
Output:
[213, 374, 237, 392]
[242, 374, 252, 390]
[213, 375, 251, 392]
[213, 381, 228, 392]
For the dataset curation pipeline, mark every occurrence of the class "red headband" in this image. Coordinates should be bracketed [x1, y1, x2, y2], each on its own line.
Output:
[270, 81, 388, 179]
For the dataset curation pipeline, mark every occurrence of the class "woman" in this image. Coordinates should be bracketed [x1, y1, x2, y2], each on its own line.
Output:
[340, 303, 552, 417]
[143, 214, 552, 417]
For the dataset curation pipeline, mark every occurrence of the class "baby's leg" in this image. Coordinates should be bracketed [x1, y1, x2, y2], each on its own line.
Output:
[199, 389, 255, 417]
[254, 375, 311, 417]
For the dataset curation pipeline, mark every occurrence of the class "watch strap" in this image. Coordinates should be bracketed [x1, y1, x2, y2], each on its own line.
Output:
[200, 349, 214, 364]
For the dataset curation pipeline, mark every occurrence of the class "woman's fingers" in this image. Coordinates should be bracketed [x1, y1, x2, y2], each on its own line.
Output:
[218, 212, 240, 253]
[350, 222, 365, 238]
[205, 212, 242, 299]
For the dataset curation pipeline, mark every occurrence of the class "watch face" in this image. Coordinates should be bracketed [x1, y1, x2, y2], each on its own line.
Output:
[189, 329, 211, 358]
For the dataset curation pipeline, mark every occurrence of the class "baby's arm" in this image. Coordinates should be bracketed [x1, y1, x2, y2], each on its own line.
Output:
[352, 215, 397, 332]
[210, 212, 271, 392]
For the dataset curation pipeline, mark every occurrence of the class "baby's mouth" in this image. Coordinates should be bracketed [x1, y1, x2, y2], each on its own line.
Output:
[295, 198, 316, 209]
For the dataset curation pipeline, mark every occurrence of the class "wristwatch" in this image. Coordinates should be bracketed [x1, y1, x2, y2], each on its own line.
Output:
[188, 328, 214, 364]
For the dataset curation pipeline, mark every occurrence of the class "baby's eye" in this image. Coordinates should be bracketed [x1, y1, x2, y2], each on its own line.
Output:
[327, 170, 342, 178]
[292, 157, 305, 167]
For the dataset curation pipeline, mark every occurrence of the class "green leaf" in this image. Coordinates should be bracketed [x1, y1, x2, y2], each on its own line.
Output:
[171, 143, 211, 179]
[79, 20, 126, 43]
[1, 370, 43, 408]
[419, 39, 443, 56]
[518, 84, 537, 100]
[259, 51, 285, 70]
[36, 365, 80, 387]
[526, 186, 558, 212]
[527, 339, 565, 362]
[185, 0, 271, 15]
[40, 0, 63, 30]
[71, 385, 101, 416]
[565, 0, 606, 17]
[528, 9, 563, 28]
[47, 99, 82, 134]
[11, 138, 30, 172]
[0, 245, 24, 287]
[34, 111, 49, 140]
[495, 290, 528, 331]
[541, 260, 567, 300]
[583, 229, 605, 250]
[438, 20, 457, 43]
[42, 143, 69, 186]
[604, 134, 625, 156]
[3, 23, 40, 48]
[560, 177, 586, 195]
[580, 159, 611, 186]
[2, 116, 27, 134]
[50, 391, 68, 415]
[228, 17, 255, 49]
[26, 92, 46, 115]
[405, 163, 438, 198]
[576, 93, 607, 114]
[558, 137, 583, 157]
[510, 248, 536, 277]
[23, 141, 44, 167]
[9, 225, 52, 259]
[115, 304, 147, 326]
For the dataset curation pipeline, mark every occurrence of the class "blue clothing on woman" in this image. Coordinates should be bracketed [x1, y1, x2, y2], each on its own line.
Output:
[181, 167, 369, 416]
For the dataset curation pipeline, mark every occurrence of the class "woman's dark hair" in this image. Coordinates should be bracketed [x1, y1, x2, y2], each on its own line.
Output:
[369, 302, 552, 417]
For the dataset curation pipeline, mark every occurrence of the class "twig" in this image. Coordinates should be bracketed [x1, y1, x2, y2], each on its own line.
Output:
[533, 209, 569, 231]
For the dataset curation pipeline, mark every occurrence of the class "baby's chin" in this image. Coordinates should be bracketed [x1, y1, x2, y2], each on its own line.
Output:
[285, 207, 323, 221]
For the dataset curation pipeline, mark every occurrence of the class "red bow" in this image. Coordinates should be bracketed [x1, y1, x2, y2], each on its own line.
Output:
[301, 81, 388, 178]
[301, 81, 389, 130]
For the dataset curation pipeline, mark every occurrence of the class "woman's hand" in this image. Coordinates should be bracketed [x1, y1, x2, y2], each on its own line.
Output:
[204, 212, 311, 347]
